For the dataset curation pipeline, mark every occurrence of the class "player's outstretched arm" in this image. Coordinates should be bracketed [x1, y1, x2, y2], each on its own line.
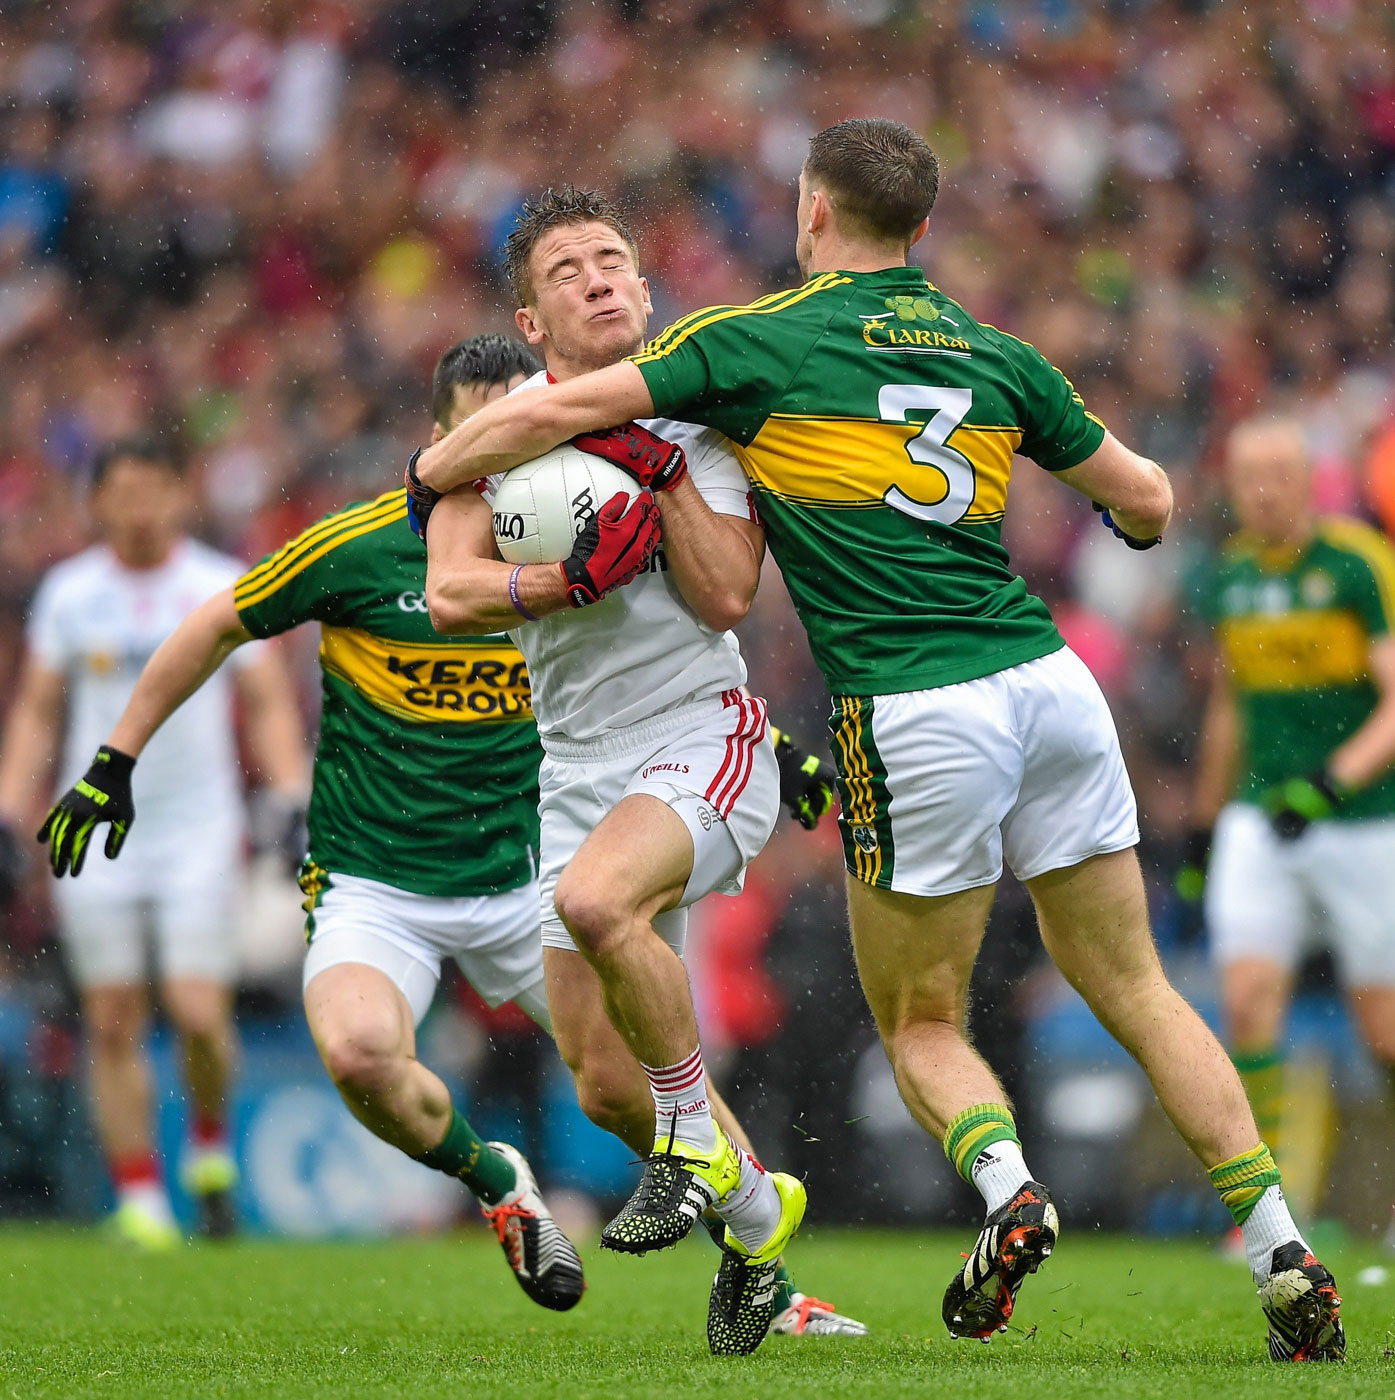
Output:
[425, 490, 571, 633]
[1054, 431, 1173, 543]
[108, 588, 254, 759]
[415, 361, 655, 494]
[1317, 636, 1395, 792]
[37, 588, 258, 878]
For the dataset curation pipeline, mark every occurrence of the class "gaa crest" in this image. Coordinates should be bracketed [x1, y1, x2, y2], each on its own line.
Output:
[852, 824, 879, 853]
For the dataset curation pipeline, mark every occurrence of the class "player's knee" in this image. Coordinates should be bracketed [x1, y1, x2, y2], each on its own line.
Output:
[553, 873, 629, 960]
[84, 992, 146, 1052]
[320, 1024, 406, 1102]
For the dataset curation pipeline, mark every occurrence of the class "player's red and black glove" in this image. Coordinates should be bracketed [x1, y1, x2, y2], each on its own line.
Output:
[1262, 769, 1348, 841]
[404, 447, 442, 541]
[572, 423, 688, 492]
[1092, 501, 1161, 551]
[770, 725, 838, 830]
[560, 490, 661, 607]
[36, 745, 136, 877]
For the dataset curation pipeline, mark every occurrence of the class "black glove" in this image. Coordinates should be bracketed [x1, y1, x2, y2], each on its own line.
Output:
[0, 821, 26, 905]
[405, 447, 442, 542]
[1174, 826, 1212, 903]
[1093, 501, 1161, 550]
[36, 746, 136, 877]
[1262, 769, 1347, 841]
[771, 725, 837, 830]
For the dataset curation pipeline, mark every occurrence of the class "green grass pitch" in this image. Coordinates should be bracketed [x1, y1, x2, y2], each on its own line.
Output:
[0, 1225, 1390, 1398]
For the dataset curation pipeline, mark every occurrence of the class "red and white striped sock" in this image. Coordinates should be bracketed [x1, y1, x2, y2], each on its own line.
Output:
[642, 1046, 717, 1153]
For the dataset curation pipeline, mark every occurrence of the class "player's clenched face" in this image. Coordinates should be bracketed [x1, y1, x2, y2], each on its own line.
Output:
[1225, 420, 1312, 545]
[92, 457, 187, 567]
[515, 221, 651, 376]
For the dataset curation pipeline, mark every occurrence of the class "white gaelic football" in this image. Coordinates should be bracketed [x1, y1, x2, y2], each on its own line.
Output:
[491, 444, 641, 565]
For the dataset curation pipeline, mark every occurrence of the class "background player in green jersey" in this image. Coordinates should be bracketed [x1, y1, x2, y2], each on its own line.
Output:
[1185, 415, 1395, 1245]
[41, 335, 588, 1313]
[411, 120, 1344, 1361]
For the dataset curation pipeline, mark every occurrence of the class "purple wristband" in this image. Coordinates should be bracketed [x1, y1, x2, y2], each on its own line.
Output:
[508, 565, 538, 622]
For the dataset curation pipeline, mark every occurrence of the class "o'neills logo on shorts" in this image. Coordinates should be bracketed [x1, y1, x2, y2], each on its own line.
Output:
[642, 761, 690, 778]
[320, 626, 533, 724]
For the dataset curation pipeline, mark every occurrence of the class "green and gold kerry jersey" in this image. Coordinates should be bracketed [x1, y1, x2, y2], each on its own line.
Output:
[632, 267, 1106, 695]
[1203, 517, 1395, 820]
[234, 490, 541, 897]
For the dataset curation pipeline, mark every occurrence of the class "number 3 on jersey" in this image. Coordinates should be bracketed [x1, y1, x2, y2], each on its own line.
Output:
[878, 385, 975, 525]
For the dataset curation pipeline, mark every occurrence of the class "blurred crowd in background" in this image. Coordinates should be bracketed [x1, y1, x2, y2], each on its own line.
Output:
[1, 0, 1394, 1232]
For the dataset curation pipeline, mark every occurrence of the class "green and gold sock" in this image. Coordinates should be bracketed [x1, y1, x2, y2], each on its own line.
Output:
[1208, 1142, 1281, 1227]
[414, 1108, 517, 1205]
[771, 1260, 796, 1315]
[944, 1102, 1019, 1184]
[1232, 1048, 1285, 1164]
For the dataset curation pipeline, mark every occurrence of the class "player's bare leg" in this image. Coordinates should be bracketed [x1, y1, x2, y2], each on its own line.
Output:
[1218, 957, 1296, 1238]
[164, 976, 239, 1237]
[555, 792, 803, 1289]
[553, 795, 699, 1069]
[306, 962, 584, 1311]
[544, 944, 866, 1336]
[1030, 849, 1343, 1359]
[84, 983, 177, 1249]
[1028, 851, 1258, 1165]
[846, 878, 1004, 1138]
[847, 876, 1052, 1339]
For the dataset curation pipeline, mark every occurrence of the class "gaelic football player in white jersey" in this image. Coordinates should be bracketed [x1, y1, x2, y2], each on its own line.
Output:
[415, 187, 814, 1355]
[0, 440, 307, 1248]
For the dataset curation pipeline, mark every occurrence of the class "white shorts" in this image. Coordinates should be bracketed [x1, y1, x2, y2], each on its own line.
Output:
[52, 815, 241, 989]
[829, 646, 1139, 896]
[537, 689, 780, 954]
[1206, 803, 1395, 988]
[301, 872, 549, 1028]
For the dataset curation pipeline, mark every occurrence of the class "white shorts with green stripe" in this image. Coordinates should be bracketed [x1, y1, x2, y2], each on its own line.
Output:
[828, 646, 1139, 896]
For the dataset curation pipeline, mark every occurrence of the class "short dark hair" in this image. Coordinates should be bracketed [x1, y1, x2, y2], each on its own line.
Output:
[431, 335, 541, 427]
[90, 436, 182, 489]
[804, 119, 940, 244]
[504, 184, 639, 306]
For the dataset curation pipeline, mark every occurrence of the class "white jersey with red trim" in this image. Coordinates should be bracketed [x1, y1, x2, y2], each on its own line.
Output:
[481, 371, 752, 749]
[26, 539, 258, 830]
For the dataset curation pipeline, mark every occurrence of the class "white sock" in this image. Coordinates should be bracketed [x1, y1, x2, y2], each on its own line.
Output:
[714, 1151, 783, 1254]
[1242, 1185, 1308, 1287]
[642, 1046, 716, 1153]
[970, 1140, 1032, 1215]
[119, 1182, 175, 1223]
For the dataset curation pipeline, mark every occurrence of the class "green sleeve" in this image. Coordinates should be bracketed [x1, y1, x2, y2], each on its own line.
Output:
[232, 503, 382, 636]
[1339, 547, 1394, 639]
[632, 284, 841, 443]
[1003, 336, 1107, 471]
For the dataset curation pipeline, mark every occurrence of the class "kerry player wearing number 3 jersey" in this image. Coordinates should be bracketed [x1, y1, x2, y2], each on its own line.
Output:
[414, 120, 1344, 1362]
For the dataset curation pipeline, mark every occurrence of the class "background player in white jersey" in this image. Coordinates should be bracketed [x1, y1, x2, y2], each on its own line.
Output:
[0, 439, 306, 1247]
[416, 188, 809, 1355]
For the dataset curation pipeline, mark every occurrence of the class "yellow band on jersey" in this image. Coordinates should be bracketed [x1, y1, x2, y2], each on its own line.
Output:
[734, 415, 1021, 523]
[320, 626, 533, 724]
[1219, 609, 1369, 691]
